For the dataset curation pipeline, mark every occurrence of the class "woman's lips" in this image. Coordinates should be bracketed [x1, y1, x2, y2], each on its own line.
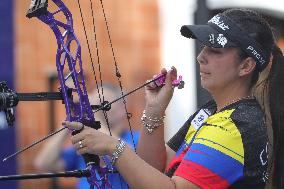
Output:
[200, 71, 211, 80]
[200, 71, 210, 76]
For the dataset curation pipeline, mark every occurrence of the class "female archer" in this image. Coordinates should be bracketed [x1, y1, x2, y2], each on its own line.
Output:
[63, 8, 284, 189]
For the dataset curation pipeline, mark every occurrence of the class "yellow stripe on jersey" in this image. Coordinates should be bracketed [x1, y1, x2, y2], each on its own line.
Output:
[184, 126, 197, 144]
[185, 109, 244, 164]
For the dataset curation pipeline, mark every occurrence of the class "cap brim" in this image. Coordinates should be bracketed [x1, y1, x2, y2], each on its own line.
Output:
[180, 25, 237, 48]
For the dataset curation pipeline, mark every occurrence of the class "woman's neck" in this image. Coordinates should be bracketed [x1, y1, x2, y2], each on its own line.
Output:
[211, 84, 252, 112]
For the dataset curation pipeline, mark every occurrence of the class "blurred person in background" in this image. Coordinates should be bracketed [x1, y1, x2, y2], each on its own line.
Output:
[63, 8, 284, 189]
[34, 83, 139, 189]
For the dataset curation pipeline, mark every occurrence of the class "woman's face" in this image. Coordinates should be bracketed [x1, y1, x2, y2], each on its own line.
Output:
[197, 46, 242, 93]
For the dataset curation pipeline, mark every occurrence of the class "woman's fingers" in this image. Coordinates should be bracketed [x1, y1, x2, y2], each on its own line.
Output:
[62, 121, 84, 130]
[161, 68, 167, 74]
[145, 79, 158, 90]
[76, 146, 89, 155]
[146, 67, 178, 89]
[166, 66, 177, 85]
[73, 138, 91, 155]
[170, 66, 177, 80]
[73, 138, 86, 150]
[62, 121, 85, 144]
[70, 130, 88, 145]
[146, 69, 168, 90]
[61, 121, 116, 156]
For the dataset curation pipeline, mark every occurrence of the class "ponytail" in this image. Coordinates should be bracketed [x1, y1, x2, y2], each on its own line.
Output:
[220, 8, 284, 188]
[253, 45, 284, 189]
[268, 45, 284, 188]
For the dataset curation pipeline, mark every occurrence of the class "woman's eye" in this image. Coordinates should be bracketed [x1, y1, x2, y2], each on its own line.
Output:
[208, 47, 221, 54]
[200, 45, 222, 54]
[211, 49, 220, 53]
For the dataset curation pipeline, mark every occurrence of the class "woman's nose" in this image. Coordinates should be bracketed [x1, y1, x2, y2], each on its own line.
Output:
[197, 50, 207, 65]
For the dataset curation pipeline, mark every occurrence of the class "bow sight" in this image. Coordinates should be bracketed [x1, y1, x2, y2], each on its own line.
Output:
[0, 81, 112, 126]
[0, 82, 19, 109]
[0, 81, 69, 126]
[0, 82, 18, 126]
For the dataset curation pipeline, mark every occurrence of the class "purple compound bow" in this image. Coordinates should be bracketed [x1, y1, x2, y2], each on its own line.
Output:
[26, 0, 113, 188]
[0, 0, 184, 188]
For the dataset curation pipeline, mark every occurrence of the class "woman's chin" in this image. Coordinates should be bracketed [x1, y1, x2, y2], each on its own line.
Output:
[201, 79, 209, 88]
[201, 81, 214, 92]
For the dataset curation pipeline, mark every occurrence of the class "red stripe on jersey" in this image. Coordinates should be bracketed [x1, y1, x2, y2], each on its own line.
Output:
[174, 160, 230, 189]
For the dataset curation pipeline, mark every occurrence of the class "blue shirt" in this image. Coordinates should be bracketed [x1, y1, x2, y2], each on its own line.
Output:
[61, 131, 139, 189]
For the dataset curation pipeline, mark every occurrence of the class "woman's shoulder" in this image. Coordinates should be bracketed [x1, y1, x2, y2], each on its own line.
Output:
[228, 98, 267, 139]
[230, 97, 265, 123]
[206, 97, 266, 136]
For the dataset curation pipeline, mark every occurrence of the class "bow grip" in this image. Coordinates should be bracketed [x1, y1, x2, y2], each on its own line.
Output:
[72, 129, 100, 167]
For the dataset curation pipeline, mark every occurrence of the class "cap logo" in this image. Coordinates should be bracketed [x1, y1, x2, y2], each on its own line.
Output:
[217, 34, 227, 47]
[208, 34, 215, 44]
[208, 15, 229, 31]
[247, 46, 265, 65]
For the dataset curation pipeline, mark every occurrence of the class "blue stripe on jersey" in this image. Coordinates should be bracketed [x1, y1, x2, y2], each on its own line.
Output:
[176, 141, 188, 156]
[183, 143, 243, 184]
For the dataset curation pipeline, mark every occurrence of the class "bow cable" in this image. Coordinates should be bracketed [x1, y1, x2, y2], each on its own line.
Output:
[77, 0, 117, 138]
[99, 0, 137, 152]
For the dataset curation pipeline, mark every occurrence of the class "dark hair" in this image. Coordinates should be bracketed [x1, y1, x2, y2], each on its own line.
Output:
[222, 9, 284, 188]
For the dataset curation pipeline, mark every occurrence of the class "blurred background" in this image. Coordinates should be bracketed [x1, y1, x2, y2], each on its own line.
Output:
[0, 0, 284, 188]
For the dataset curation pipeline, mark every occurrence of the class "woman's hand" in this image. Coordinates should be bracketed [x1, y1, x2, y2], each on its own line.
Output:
[62, 121, 118, 156]
[145, 66, 177, 116]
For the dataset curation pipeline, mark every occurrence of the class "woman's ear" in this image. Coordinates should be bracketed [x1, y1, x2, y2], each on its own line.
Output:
[239, 57, 257, 76]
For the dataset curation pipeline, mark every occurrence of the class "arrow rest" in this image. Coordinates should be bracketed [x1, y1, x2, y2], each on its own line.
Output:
[91, 101, 111, 112]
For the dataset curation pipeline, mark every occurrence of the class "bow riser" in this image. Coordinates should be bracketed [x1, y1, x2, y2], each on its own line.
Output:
[33, 2, 96, 128]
